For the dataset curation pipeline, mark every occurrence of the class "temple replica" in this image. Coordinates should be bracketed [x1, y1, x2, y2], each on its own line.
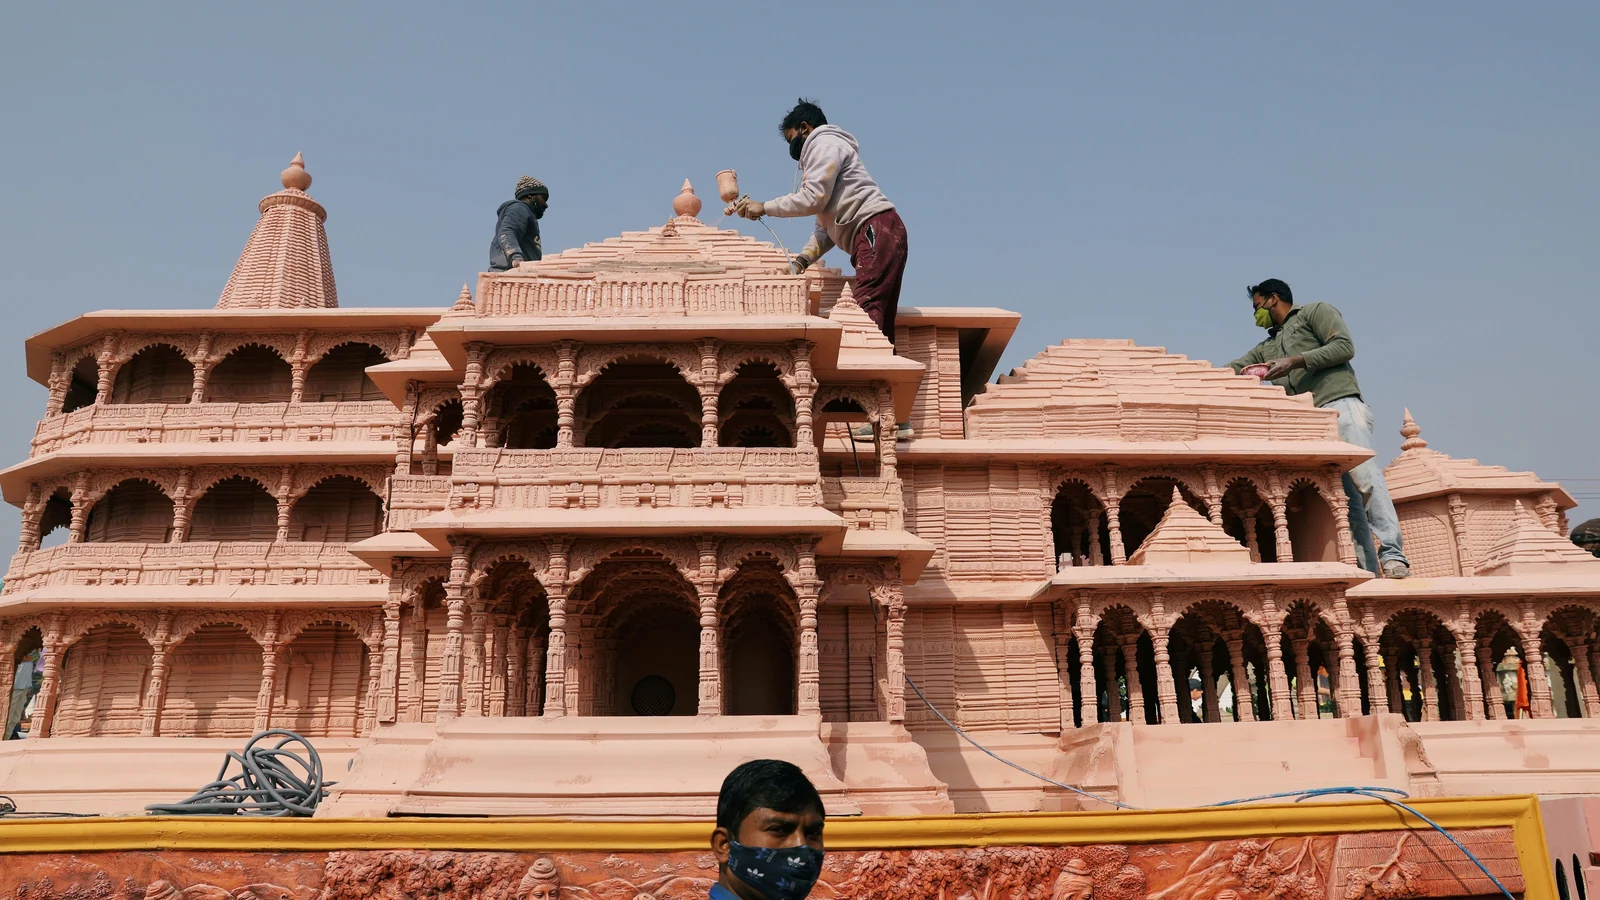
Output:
[0, 155, 1593, 899]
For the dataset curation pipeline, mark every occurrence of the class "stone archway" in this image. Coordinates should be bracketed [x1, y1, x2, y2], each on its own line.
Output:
[720, 561, 799, 716]
[575, 556, 701, 716]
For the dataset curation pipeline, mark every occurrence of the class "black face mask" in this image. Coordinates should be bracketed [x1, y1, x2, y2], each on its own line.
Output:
[788, 132, 807, 161]
[532, 199, 546, 220]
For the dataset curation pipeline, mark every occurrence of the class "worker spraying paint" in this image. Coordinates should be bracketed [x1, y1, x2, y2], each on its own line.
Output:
[727, 99, 911, 441]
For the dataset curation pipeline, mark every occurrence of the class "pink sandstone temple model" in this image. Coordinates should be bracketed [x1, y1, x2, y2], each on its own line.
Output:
[3, 155, 1600, 833]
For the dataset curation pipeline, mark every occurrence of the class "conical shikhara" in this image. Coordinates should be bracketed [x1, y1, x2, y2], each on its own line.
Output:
[1, 162, 1595, 830]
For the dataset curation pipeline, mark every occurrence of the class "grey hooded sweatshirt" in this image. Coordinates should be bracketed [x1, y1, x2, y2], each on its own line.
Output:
[764, 125, 896, 264]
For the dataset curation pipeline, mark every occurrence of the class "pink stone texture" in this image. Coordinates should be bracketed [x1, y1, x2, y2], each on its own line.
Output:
[2, 160, 1599, 816]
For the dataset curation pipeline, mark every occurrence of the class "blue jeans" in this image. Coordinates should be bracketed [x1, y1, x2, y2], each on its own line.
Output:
[1325, 396, 1408, 572]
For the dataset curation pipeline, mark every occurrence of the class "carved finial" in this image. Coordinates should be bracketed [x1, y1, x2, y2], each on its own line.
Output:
[837, 280, 858, 307]
[1400, 408, 1427, 451]
[1170, 487, 1184, 508]
[452, 284, 474, 311]
[672, 178, 702, 218]
[1512, 500, 1534, 525]
[280, 152, 311, 192]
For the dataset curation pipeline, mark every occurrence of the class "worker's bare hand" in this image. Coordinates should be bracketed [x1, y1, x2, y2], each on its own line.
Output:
[1263, 355, 1306, 380]
[730, 198, 766, 220]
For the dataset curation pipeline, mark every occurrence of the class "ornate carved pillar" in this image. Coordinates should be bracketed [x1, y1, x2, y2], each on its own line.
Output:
[1098, 644, 1121, 721]
[487, 615, 509, 717]
[1152, 628, 1181, 725]
[789, 340, 816, 446]
[1264, 625, 1293, 721]
[395, 387, 418, 475]
[1202, 467, 1223, 527]
[1587, 644, 1600, 719]
[1325, 478, 1359, 566]
[1053, 601, 1074, 731]
[1226, 635, 1254, 722]
[16, 484, 41, 555]
[274, 467, 293, 543]
[67, 472, 90, 543]
[1384, 647, 1405, 716]
[1522, 630, 1555, 718]
[876, 383, 898, 481]
[543, 540, 570, 717]
[1076, 628, 1099, 726]
[254, 612, 282, 732]
[525, 628, 545, 717]
[45, 352, 67, 416]
[1417, 639, 1441, 721]
[872, 566, 907, 723]
[1335, 631, 1361, 717]
[407, 596, 427, 722]
[1457, 636, 1485, 721]
[1478, 643, 1505, 720]
[1267, 481, 1293, 562]
[94, 335, 116, 405]
[1241, 505, 1262, 562]
[361, 625, 381, 735]
[458, 342, 487, 447]
[464, 600, 489, 717]
[188, 332, 213, 404]
[169, 469, 193, 543]
[140, 612, 173, 736]
[507, 621, 526, 717]
[378, 591, 403, 724]
[29, 615, 65, 739]
[1198, 643, 1220, 722]
[795, 541, 821, 716]
[1293, 637, 1317, 719]
[1104, 501, 1127, 566]
[289, 330, 310, 403]
[1536, 493, 1561, 533]
[1362, 636, 1389, 715]
[438, 537, 471, 721]
[555, 340, 578, 449]
[694, 538, 722, 715]
[1120, 637, 1144, 724]
[1086, 516, 1103, 566]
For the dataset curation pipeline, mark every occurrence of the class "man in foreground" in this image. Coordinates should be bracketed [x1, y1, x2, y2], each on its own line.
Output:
[1229, 278, 1411, 578]
[709, 759, 826, 900]
[489, 175, 549, 271]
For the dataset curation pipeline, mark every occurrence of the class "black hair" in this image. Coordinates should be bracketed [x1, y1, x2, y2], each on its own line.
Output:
[716, 759, 823, 832]
[1248, 278, 1293, 305]
[780, 99, 827, 134]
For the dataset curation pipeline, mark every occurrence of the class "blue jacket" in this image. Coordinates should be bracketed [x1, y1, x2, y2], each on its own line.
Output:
[490, 199, 541, 271]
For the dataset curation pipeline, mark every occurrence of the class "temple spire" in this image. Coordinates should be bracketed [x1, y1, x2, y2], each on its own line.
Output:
[216, 153, 338, 309]
[1400, 408, 1427, 452]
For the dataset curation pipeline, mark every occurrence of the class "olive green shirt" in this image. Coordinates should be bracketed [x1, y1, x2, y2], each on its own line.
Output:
[1228, 301, 1361, 408]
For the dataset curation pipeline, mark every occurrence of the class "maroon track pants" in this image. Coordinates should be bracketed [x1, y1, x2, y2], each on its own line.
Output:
[850, 209, 908, 343]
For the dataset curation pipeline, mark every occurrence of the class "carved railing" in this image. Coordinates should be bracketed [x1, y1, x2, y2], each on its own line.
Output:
[2, 541, 385, 593]
[822, 477, 905, 532]
[475, 271, 810, 318]
[387, 475, 452, 530]
[32, 401, 402, 455]
[447, 447, 823, 510]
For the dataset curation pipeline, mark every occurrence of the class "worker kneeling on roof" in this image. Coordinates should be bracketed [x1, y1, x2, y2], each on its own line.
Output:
[1229, 278, 1411, 579]
[728, 99, 911, 441]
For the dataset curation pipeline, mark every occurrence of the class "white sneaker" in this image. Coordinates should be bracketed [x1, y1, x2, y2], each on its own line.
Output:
[895, 423, 914, 441]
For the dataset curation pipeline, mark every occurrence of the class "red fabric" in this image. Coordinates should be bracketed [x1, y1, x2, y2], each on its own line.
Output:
[849, 209, 908, 343]
[1516, 664, 1531, 717]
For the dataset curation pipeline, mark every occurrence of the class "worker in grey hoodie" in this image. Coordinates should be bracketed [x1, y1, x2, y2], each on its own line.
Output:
[729, 100, 907, 346]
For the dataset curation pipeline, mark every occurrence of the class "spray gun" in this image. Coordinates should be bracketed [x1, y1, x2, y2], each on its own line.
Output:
[717, 168, 803, 273]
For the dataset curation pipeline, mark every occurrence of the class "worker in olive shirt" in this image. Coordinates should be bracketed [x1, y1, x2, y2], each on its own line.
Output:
[1229, 279, 1411, 578]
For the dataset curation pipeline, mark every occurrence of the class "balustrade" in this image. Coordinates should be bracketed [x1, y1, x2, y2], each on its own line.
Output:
[31, 400, 402, 455]
[3, 541, 385, 593]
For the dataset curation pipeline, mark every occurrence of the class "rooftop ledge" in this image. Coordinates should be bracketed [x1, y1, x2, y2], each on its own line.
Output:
[894, 438, 1373, 468]
[0, 583, 389, 614]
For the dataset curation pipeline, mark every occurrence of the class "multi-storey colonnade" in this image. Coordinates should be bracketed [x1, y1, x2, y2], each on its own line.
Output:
[1, 158, 1597, 815]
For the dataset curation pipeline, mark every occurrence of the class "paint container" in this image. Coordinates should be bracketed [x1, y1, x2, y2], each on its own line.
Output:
[716, 169, 739, 203]
[1242, 364, 1271, 379]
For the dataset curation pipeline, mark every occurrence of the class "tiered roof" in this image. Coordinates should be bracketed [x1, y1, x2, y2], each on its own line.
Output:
[1126, 490, 1251, 566]
[964, 339, 1337, 443]
[1384, 410, 1575, 505]
[216, 153, 338, 310]
[1473, 502, 1600, 576]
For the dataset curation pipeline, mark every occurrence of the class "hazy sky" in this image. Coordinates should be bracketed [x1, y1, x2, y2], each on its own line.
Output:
[1, 2, 1596, 554]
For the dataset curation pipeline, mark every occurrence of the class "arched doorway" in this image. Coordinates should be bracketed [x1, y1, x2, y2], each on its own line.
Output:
[276, 622, 370, 736]
[53, 623, 152, 737]
[304, 343, 388, 402]
[720, 562, 799, 716]
[160, 624, 262, 737]
[111, 345, 194, 404]
[289, 476, 384, 542]
[578, 556, 700, 716]
[190, 477, 277, 541]
[206, 345, 292, 403]
[576, 360, 700, 449]
[84, 480, 174, 543]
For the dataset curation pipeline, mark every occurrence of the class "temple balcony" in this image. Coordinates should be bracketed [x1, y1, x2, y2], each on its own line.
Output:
[2, 540, 386, 596]
[30, 400, 401, 455]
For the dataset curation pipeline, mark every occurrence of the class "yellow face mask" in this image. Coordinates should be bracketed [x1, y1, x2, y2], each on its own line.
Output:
[1254, 307, 1273, 329]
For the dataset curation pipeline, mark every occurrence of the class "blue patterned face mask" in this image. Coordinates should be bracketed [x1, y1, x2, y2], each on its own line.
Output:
[726, 838, 825, 900]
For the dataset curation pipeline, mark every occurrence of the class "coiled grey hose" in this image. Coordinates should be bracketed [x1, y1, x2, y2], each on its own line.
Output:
[145, 729, 330, 817]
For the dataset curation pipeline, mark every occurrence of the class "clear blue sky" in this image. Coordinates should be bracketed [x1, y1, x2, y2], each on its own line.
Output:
[2, 2, 1596, 554]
